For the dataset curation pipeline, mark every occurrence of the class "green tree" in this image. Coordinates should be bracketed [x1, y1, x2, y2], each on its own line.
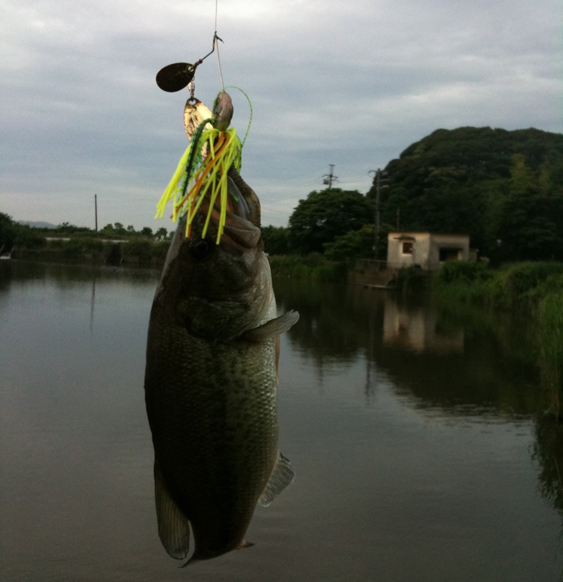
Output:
[0, 212, 16, 251]
[288, 189, 372, 254]
[510, 154, 536, 195]
[14, 225, 46, 248]
[155, 227, 168, 240]
[261, 225, 290, 255]
[141, 227, 154, 238]
[493, 156, 563, 261]
[324, 224, 375, 261]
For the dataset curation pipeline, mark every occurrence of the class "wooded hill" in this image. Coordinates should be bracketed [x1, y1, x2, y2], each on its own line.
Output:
[372, 127, 563, 262]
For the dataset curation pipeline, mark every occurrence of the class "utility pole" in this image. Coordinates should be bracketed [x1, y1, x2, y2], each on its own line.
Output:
[94, 194, 98, 233]
[322, 164, 338, 188]
[368, 169, 389, 261]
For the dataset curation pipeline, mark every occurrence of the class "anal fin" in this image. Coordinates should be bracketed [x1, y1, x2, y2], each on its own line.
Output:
[259, 452, 295, 507]
[154, 460, 191, 560]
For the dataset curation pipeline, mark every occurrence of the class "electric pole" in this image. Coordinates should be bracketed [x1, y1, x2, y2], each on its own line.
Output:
[94, 194, 98, 233]
[368, 169, 389, 261]
[322, 164, 338, 188]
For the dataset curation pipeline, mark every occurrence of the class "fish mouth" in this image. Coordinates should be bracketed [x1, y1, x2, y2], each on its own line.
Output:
[192, 178, 261, 253]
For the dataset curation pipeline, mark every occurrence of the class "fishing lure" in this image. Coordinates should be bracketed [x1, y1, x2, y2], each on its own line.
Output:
[155, 90, 243, 243]
[155, 86, 253, 243]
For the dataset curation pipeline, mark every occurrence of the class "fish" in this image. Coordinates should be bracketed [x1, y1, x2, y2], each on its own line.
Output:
[144, 167, 299, 563]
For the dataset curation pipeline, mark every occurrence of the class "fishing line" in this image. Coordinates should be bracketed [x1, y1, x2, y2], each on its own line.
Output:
[214, 0, 225, 90]
[224, 85, 253, 147]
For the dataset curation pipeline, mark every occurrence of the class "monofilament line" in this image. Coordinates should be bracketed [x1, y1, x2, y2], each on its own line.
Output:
[214, 0, 225, 90]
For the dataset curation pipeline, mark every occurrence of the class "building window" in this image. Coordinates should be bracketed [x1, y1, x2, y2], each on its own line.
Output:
[402, 241, 413, 255]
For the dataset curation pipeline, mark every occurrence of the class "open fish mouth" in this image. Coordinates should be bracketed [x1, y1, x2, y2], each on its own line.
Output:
[190, 178, 261, 253]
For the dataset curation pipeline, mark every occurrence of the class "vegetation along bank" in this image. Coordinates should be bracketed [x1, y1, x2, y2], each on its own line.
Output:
[431, 261, 563, 422]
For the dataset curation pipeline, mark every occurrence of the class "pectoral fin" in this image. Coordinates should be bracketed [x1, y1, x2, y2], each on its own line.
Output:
[154, 460, 191, 560]
[259, 452, 295, 507]
[242, 311, 300, 343]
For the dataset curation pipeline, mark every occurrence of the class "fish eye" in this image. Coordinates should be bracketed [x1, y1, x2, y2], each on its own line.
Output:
[189, 238, 213, 260]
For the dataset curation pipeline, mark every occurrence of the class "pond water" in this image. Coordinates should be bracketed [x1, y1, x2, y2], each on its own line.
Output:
[1, 261, 562, 581]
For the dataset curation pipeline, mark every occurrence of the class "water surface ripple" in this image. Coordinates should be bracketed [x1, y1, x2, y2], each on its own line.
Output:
[0, 262, 561, 581]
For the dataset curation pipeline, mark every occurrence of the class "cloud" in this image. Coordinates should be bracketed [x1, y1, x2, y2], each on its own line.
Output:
[1, 0, 561, 228]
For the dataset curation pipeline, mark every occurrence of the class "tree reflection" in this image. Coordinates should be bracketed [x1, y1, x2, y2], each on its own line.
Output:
[275, 278, 541, 418]
[534, 416, 563, 515]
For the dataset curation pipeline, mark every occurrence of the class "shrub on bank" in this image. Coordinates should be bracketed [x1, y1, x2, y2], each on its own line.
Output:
[123, 240, 152, 263]
[435, 260, 489, 284]
[267, 254, 347, 281]
[538, 292, 563, 420]
[151, 241, 171, 261]
[433, 261, 563, 308]
[432, 260, 563, 421]
[503, 262, 563, 304]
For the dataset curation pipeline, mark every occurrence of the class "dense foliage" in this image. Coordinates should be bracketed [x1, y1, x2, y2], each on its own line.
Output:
[432, 261, 563, 420]
[0, 212, 16, 251]
[288, 188, 372, 254]
[261, 225, 290, 255]
[374, 127, 563, 262]
[323, 224, 375, 261]
[6, 126, 563, 266]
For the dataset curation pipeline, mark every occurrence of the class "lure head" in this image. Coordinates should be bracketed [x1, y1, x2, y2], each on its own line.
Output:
[212, 91, 234, 131]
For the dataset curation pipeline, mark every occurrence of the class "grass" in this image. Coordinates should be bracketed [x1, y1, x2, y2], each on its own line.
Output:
[14, 237, 171, 266]
[432, 260, 563, 421]
[267, 253, 347, 282]
[538, 292, 563, 420]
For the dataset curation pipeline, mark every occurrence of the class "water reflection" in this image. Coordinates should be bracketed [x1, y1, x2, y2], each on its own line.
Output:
[382, 296, 464, 353]
[274, 277, 539, 418]
[1, 263, 561, 581]
[534, 416, 563, 516]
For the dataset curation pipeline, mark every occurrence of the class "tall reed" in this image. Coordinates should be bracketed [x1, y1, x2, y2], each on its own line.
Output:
[538, 292, 563, 420]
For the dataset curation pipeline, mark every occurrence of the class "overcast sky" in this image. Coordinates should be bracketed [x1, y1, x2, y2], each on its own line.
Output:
[1, 0, 562, 230]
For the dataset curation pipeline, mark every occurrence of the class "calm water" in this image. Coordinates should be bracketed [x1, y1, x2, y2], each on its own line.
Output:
[1, 261, 562, 581]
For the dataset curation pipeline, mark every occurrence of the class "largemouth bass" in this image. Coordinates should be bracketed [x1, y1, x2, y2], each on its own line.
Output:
[144, 168, 298, 563]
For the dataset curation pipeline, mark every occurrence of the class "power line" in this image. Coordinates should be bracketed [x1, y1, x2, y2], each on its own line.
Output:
[322, 164, 338, 188]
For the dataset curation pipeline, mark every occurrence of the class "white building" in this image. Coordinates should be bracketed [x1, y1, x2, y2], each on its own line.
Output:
[387, 232, 470, 271]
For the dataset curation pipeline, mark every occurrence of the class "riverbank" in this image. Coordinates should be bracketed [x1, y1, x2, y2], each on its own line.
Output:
[11, 238, 170, 267]
[431, 261, 563, 420]
[11, 244, 350, 280]
[267, 254, 347, 281]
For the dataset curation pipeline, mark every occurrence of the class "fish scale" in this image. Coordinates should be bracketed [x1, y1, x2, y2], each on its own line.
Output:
[144, 178, 298, 562]
[146, 305, 279, 557]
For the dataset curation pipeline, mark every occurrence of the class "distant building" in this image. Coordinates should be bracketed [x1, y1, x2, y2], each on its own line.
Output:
[387, 232, 470, 271]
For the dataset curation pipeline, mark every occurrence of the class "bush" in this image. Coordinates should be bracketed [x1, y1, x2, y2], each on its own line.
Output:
[503, 262, 563, 301]
[61, 239, 84, 258]
[324, 225, 375, 262]
[124, 240, 152, 263]
[396, 266, 429, 293]
[15, 227, 47, 249]
[268, 254, 347, 281]
[525, 273, 563, 303]
[435, 260, 489, 284]
[538, 292, 563, 419]
[151, 241, 171, 261]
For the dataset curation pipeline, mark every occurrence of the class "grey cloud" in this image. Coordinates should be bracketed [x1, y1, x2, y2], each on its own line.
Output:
[1, 0, 561, 228]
